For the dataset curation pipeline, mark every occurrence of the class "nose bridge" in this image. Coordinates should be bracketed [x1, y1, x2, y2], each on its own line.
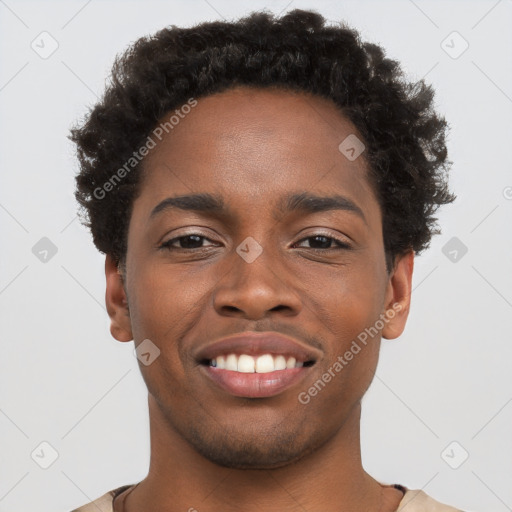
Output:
[232, 231, 280, 289]
[231, 207, 279, 266]
[212, 231, 301, 318]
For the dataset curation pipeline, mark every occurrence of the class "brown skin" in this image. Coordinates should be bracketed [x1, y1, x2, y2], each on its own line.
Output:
[106, 86, 414, 511]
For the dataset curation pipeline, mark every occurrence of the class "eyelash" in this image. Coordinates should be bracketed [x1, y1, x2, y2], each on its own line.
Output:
[159, 233, 352, 252]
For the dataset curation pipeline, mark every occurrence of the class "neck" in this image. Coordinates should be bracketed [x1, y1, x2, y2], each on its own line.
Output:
[121, 395, 400, 512]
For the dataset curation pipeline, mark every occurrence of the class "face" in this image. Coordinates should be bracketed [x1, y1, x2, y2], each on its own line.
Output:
[106, 86, 413, 469]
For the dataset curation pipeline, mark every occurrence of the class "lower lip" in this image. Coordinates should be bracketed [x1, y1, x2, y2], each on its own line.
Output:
[200, 365, 311, 398]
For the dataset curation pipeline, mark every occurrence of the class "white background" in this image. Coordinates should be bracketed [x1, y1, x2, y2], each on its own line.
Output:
[0, 1, 511, 511]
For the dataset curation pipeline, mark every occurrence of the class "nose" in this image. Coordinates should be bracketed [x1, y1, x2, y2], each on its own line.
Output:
[212, 241, 302, 320]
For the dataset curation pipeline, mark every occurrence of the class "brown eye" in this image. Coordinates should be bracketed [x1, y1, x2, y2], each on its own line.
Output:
[160, 234, 218, 251]
[294, 235, 351, 250]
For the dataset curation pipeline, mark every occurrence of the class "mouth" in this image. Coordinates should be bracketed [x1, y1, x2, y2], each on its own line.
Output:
[195, 331, 321, 398]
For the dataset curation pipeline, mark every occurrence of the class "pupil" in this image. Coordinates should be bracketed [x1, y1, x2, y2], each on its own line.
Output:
[310, 236, 330, 249]
[182, 235, 203, 248]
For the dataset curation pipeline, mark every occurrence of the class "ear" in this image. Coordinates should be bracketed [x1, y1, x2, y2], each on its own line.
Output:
[381, 250, 414, 340]
[105, 254, 133, 342]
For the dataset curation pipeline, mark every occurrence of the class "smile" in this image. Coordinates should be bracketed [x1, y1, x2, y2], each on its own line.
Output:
[195, 331, 321, 397]
[206, 353, 315, 373]
[200, 355, 316, 398]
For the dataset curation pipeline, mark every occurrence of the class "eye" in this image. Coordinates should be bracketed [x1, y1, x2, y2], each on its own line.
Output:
[159, 233, 351, 252]
[293, 234, 351, 250]
[160, 234, 219, 251]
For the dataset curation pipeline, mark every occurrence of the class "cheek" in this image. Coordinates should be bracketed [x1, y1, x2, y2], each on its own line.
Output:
[126, 267, 203, 400]
[308, 285, 382, 413]
[128, 262, 210, 341]
[305, 263, 385, 343]
[302, 262, 385, 398]
[126, 264, 216, 396]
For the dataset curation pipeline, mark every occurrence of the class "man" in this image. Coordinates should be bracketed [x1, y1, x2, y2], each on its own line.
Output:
[69, 9, 467, 511]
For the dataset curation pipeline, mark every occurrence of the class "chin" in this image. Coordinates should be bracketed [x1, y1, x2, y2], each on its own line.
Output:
[185, 424, 317, 470]
[195, 441, 307, 469]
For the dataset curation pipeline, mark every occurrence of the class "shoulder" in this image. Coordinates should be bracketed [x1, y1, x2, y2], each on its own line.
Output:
[70, 484, 470, 512]
[69, 485, 134, 512]
[398, 489, 466, 511]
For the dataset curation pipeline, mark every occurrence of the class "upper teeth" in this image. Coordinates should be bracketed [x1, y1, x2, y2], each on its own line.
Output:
[210, 354, 304, 373]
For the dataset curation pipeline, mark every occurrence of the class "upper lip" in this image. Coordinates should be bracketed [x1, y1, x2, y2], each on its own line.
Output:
[195, 331, 323, 364]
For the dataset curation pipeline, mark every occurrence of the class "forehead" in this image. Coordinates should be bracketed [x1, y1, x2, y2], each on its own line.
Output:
[138, 86, 380, 225]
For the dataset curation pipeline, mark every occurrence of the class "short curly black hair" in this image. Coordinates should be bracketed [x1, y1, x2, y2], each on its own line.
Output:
[69, 8, 455, 272]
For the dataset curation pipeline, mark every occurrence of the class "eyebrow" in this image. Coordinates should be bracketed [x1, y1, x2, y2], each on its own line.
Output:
[149, 191, 366, 224]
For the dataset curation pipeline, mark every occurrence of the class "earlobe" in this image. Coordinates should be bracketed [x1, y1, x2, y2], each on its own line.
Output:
[105, 254, 133, 342]
[381, 250, 414, 340]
